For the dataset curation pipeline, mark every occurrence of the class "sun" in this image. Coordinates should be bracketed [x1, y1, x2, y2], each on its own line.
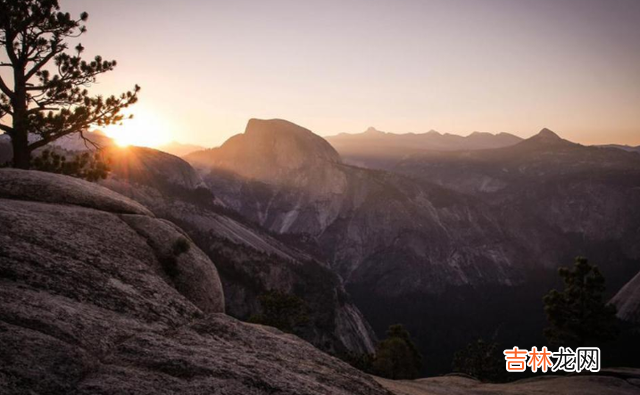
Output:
[103, 108, 171, 148]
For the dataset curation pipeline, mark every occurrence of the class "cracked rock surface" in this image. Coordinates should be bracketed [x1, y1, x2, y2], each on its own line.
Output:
[0, 169, 388, 395]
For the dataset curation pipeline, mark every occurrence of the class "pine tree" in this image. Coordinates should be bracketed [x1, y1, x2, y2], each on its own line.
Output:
[0, 0, 139, 169]
[373, 324, 422, 379]
[31, 148, 110, 181]
[452, 339, 505, 382]
[543, 256, 619, 348]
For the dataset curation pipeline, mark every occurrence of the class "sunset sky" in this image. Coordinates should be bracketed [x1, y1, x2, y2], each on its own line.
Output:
[62, 0, 640, 147]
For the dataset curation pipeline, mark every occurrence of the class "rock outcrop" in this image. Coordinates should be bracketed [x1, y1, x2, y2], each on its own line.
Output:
[105, 145, 206, 190]
[612, 270, 640, 324]
[0, 169, 388, 395]
[186, 118, 342, 185]
[186, 119, 349, 229]
[0, 167, 152, 216]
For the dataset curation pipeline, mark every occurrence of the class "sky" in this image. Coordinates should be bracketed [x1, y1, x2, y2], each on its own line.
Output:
[59, 0, 640, 147]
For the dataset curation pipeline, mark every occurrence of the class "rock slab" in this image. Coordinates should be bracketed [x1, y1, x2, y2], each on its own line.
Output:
[0, 169, 388, 395]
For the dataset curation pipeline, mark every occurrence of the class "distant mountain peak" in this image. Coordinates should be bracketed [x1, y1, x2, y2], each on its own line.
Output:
[537, 128, 562, 140]
[186, 118, 341, 183]
[516, 128, 576, 149]
[364, 127, 382, 134]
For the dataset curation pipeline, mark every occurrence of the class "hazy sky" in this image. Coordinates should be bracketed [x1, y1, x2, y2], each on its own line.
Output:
[61, 0, 640, 147]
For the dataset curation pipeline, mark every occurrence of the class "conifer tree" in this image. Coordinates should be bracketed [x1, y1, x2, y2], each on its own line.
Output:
[30, 148, 110, 181]
[543, 256, 619, 347]
[452, 339, 505, 382]
[0, 0, 139, 169]
[373, 324, 422, 379]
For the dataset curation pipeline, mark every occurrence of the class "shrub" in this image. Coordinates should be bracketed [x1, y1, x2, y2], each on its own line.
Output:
[172, 237, 191, 256]
[249, 290, 309, 333]
[162, 237, 191, 278]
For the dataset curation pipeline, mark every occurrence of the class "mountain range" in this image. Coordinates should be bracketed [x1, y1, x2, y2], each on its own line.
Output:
[598, 144, 640, 154]
[186, 121, 640, 292]
[325, 126, 523, 169]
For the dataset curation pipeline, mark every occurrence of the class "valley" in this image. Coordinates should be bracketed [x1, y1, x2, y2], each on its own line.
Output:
[182, 119, 640, 373]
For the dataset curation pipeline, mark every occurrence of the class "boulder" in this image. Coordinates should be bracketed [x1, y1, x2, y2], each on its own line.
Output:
[0, 168, 151, 215]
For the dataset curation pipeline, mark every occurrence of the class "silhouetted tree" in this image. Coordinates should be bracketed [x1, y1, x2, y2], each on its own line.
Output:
[0, 0, 139, 169]
[452, 339, 505, 382]
[31, 149, 110, 181]
[543, 256, 619, 348]
[373, 324, 422, 379]
[250, 290, 309, 333]
[340, 351, 375, 374]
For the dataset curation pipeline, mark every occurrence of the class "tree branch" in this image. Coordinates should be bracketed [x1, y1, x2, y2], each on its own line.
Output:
[25, 45, 60, 80]
[0, 75, 13, 98]
[4, 31, 19, 65]
[0, 124, 14, 134]
[78, 130, 102, 150]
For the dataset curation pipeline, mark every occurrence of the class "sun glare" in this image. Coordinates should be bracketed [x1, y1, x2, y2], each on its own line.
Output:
[103, 109, 171, 148]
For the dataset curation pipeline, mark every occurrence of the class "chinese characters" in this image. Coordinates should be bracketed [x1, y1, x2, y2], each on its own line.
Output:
[504, 347, 600, 373]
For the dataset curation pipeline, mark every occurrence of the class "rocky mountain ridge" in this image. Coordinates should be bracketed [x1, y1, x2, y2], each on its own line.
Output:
[612, 270, 640, 324]
[393, 128, 640, 193]
[327, 126, 523, 150]
[325, 126, 523, 169]
[599, 144, 640, 154]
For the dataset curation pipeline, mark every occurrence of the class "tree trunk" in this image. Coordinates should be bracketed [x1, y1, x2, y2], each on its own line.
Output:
[11, 67, 30, 170]
[11, 104, 31, 169]
[11, 132, 30, 169]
